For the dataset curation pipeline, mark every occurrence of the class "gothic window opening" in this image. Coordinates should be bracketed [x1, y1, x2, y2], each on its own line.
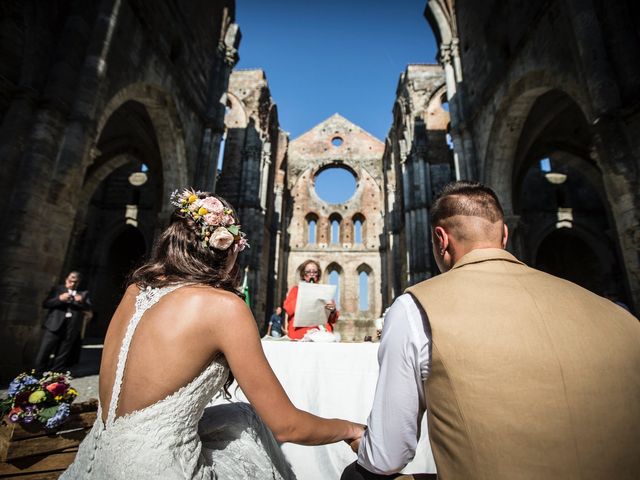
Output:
[327, 262, 342, 309]
[329, 213, 342, 244]
[353, 214, 365, 244]
[357, 264, 372, 312]
[359, 271, 369, 311]
[306, 213, 318, 244]
[314, 167, 357, 204]
[331, 220, 340, 243]
[217, 133, 226, 172]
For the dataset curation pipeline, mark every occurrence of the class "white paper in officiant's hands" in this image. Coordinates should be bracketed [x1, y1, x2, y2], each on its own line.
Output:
[293, 282, 337, 327]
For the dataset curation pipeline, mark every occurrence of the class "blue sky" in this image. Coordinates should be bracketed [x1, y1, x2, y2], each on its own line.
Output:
[235, 0, 438, 142]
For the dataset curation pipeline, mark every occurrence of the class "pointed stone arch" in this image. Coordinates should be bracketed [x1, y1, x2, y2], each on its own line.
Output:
[484, 71, 591, 213]
[92, 82, 188, 211]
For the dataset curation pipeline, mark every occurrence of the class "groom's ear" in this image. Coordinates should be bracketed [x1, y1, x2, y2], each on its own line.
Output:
[502, 224, 509, 249]
[433, 226, 448, 254]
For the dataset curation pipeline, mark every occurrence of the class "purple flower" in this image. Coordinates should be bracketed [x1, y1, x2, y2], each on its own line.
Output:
[45, 403, 70, 429]
[23, 375, 39, 386]
[7, 379, 22, 396]
[7, 374, 38, 396]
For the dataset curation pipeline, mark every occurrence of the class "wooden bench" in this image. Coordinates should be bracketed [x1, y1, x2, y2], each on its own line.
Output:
[0, 400, 97, 479]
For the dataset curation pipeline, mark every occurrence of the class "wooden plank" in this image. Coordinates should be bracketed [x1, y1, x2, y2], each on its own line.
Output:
[0, 471, 61, 479]
[0, 448, 77, 476]
[0, 424, 14, 463]
[3, 428, 87, 461]
[9, 412, 96, 441]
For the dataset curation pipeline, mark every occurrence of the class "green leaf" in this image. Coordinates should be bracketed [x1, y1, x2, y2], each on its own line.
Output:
[37, 405, 59, 420]
[227, 225, 239, 236]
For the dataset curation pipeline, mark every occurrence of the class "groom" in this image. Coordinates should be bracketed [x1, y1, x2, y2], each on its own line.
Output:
[343, 181, 640, 479]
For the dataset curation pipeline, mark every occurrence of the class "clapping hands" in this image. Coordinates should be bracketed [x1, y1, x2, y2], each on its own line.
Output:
[59, 292, 84, 303]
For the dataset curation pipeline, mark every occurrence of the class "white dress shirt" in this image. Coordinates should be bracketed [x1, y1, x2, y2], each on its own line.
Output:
[357, 293, 431, 475]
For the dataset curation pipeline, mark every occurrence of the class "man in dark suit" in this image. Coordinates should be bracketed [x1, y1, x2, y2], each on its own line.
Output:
[34, 271, 92, 372]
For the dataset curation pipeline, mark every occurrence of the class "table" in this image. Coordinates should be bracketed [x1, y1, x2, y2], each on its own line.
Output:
[215, 340, 436, 479]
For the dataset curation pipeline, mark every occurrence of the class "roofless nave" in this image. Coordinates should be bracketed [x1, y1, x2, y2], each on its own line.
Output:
[1, 0, 638, 377]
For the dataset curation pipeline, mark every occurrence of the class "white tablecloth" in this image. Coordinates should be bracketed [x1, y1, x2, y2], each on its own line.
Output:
[215, 341, 436, 479]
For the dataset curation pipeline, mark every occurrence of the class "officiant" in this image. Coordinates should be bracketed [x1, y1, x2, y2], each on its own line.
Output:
[284, 260, 339, 340]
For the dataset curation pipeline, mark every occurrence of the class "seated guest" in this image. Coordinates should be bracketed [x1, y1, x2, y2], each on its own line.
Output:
[343, 181, 640, 479]
[284, 260, 338, 340]
[266, 306, 286, 338]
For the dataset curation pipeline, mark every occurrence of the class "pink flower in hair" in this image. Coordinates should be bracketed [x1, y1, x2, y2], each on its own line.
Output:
[209, 227, 235, 250]
[222, 214, 235, 226]
[200, 196, 224, 214]
[234, 237, 249, 252]
[204, 212, 223, 226]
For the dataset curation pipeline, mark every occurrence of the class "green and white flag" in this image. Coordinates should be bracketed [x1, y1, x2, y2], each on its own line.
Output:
[242, 267, 250, 307]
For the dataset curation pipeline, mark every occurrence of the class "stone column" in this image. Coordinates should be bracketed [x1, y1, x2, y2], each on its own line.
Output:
[196, 24, 240, 192]
[439, 39, 477, 181]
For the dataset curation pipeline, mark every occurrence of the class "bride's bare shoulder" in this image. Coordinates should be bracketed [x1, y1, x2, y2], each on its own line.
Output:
[179, 285, 252, 321]
[124, 283, 141, 297]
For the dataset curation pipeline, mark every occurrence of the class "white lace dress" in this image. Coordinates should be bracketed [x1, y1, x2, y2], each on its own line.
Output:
[61, 285, 295, 479]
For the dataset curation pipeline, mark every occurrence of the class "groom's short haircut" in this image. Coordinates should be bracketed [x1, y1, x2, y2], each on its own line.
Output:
[430, 181, 504, 226]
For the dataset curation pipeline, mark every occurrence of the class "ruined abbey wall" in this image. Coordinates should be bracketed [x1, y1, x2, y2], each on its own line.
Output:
[426, 0, 640, 310]
[0, 0, 238, 378]
[286, 114, 386, 340]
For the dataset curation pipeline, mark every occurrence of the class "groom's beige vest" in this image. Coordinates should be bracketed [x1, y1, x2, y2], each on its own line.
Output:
[406, 248, 640, 480]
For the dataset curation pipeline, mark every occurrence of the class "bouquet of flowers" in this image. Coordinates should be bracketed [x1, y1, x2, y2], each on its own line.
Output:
[0, 371, 78, 429]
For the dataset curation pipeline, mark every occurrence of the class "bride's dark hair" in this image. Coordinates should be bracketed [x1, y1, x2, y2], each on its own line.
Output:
[129, 192, 241, 396]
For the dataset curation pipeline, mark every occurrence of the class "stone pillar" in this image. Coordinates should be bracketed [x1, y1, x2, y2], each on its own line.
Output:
[196, 24, 240, 192]
[591, 121, 640, 311]
[439, 40, 477, 181]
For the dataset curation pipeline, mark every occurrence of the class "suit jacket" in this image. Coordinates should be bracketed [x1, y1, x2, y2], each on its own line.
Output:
[407, 248, 640, 480]
[42, 285, 92, 333]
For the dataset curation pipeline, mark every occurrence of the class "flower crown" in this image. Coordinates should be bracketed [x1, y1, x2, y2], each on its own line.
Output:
[171, 189, 249, 252]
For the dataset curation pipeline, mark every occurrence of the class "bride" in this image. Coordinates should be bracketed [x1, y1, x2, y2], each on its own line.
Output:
[61, 190, 364, 479]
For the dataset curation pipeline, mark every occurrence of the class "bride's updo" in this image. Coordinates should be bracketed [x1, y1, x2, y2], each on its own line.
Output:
[130, 190, 248, 293]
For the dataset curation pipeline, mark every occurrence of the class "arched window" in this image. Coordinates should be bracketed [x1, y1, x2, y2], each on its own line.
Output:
[326, 262, 342, 309]
[331, 220, 339, 243]
[329, 213, 342, 244]
[306, 213, 318, 244]
[353, 214, 365, 244]
[309, 219, 317, 243]
[357, 264, 372, 312]
[359, 271, 369, 311]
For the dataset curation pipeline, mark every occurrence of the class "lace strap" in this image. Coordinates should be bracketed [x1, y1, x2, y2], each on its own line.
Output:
[106, 284, 185, 426]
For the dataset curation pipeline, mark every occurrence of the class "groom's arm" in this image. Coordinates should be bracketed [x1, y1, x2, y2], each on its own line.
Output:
[356, 294, 431, 475]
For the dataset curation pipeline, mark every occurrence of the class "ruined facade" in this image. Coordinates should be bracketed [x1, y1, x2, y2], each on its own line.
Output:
[425, 0, 640, 311]
[284, 114, 386, 340]
[216, 69, 286, 327]
[382, 65, 453, 302]
[0, 0, 239, 377]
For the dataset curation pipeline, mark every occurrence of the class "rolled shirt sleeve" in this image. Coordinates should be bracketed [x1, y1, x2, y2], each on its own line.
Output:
[357, 293, 431, 475]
